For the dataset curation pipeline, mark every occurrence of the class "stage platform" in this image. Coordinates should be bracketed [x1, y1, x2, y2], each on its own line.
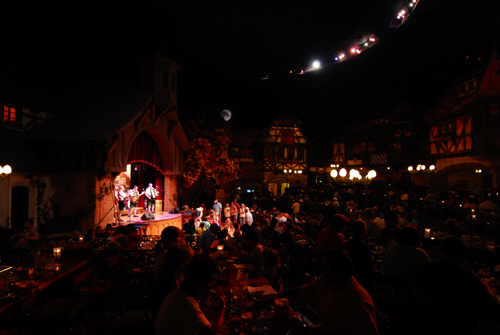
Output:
[116, 212, 185, 236]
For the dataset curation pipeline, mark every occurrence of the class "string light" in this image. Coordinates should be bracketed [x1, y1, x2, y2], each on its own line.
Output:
[261, 0, 420, 79]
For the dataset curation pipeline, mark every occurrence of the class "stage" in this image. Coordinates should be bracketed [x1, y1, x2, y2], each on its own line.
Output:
[117, 212, 184, 236]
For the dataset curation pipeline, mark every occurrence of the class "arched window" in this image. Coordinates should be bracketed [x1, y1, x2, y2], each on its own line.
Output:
[159, 69, 168, 89]
[171, 73, 176, 93]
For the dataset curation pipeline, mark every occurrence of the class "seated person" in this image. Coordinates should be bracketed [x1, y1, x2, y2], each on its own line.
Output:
[342, 220, 374, 293]
[149, 245, 194, 321]
[155, 255, 225, 335]
[416, 236, 500, 334]
[123, 224, 143, 250]
[235, 229, 264, 272]
[315, 214, 348, 253]
[15, 219, 39, 248]
[276, 249, 378, 335]
[261, 247, 282, 293]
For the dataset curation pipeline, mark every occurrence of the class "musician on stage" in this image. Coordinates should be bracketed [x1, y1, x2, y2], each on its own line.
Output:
[117, 185, 129, 223]
[145, 183, 159, 213]
[128, 185, 144, 217]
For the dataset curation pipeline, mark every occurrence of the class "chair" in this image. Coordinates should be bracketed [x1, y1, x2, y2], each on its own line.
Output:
[0, 288, 38, 334]
[35, 267, 98, 334]
[86, 252, 124, 317]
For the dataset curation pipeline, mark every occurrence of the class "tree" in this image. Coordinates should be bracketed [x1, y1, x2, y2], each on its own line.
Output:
[182, 123, 237, 188]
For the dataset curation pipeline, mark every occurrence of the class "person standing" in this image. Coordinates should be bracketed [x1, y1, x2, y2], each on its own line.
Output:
[145, 183, 156, 213]
[223, 203, 231, 222]
[128, 185, 144, 217]
[245, 207, 253, 227]
[213, 199, 222, 222]
[291, 200, 301, 216]
[118, 185, 129, 222]
[230, 200, 240, 223]
[239, 204, 247, 226]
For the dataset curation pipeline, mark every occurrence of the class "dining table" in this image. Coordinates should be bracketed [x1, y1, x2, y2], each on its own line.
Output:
[0, 258, 89, 315]
[212, 257, 306, 335]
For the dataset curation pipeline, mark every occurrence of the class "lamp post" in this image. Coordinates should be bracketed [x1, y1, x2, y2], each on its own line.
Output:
[330, 168, 350, 213]
[1, 165, 12, 229]
[0, 165, 12, 181]
[349, 169, 377, 209]
[284, 169, 302, 195]
[408, 163, 435, 195]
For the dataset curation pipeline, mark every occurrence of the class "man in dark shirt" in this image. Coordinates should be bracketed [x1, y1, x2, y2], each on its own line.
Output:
[342, 220, 374, 292]
[182, 218, 196, 236]
[416, 236, 500, 334]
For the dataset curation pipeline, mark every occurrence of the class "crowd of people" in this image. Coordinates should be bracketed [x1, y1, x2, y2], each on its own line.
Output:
[147, 190, 500, 335]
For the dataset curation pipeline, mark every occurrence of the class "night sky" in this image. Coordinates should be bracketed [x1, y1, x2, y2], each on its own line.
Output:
[2, 0, 499, 141]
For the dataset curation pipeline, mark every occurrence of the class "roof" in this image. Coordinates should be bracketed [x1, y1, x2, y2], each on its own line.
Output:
[423, 47, 500, 122]
[25, 78, 152, 142]
[272, 113, 303, 126]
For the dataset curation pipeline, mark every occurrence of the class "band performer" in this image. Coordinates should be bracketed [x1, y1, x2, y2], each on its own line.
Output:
[128, 185, 144, 217]
[117, 185, 129, 223]
[145, 183, 159, 213]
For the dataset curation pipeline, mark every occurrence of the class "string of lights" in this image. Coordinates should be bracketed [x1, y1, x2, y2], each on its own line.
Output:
[261, 0, 420, 80]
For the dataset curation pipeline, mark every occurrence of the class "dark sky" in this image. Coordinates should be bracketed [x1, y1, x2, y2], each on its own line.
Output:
[1, 0, 499, 141]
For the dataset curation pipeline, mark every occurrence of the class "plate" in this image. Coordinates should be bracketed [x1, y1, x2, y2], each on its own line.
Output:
[15, 280, 36, 288]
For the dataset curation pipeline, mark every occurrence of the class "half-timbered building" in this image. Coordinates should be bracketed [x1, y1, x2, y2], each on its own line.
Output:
[422, 47, 500, 191]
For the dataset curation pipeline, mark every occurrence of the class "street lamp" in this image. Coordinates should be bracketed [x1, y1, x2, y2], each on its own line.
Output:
[408, 163, 436, 194]
[349, 169, 377, 208]
[0, 165, 12, 181]
[330, 167, 351, 213]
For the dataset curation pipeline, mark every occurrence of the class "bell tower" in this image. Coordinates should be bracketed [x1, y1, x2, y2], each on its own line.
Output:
[140, 47, 181, 109]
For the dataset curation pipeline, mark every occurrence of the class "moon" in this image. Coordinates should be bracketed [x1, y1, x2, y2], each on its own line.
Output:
[220, 109, 231, 121]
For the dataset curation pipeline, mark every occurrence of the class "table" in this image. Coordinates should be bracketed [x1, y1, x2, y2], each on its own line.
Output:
[0, 258, 88, 316]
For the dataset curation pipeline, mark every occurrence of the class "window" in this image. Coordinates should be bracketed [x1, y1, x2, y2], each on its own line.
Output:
[241, 148, 253, 158]
[281, 130, 293, 144]
[276, 147, 284, 161]
[159, 70, 168, 89]
[264, 148, 273, 161]
[440, 122, 455, 139]
[296, 148, 305, 161]
[459, 79, 476, 96]
[171, 73, 176, 93]
[3, 105, 17, 124]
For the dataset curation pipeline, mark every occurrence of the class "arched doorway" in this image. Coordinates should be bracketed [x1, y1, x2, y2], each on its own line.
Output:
[127, 131, 165, 210]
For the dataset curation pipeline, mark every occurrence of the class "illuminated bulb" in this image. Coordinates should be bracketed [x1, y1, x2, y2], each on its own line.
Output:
[334, 57, 339, 61]
[339, 168, 347, 178]
[2, 165, 11, 174]
[368, 170, 377, 179]
[283, 169, 287, 173]
[408, 166, 413, 172]
[331, 169, 338, 178]
[351, 48, 356, 53]
[298, 170, 302, 173]
[312, 60, 321, 69]
[429, 165, 435, 171]
[364, 42, 368, 47]
[409, 3, 414, 6]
